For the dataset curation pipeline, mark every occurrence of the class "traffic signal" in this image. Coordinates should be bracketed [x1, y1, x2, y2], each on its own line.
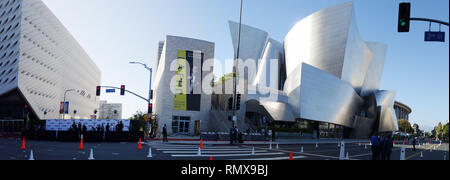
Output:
[151, 90, 154, 100]
[96, 86, 101, 96]
[236, 94, 241, 110]
[398, 2, 411, 32]
[148, 103, 153, 114]
[24, 105, 29, 114]
[227, 97, 233, 110]
[120, 85, 125, 96]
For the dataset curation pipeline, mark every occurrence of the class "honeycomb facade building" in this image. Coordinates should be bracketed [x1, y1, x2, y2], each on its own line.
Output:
[0, 0, 101, 129]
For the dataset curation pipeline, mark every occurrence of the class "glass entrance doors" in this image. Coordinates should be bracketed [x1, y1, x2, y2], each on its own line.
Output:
[172, 116, 191, 134]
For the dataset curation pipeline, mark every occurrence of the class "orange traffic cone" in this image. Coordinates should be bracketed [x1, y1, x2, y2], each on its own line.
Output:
[21, 137, 26, 150]
[200, 139, 204, 150]
[210, 156, 213, 161]
[138, 138, 142, 150]
[79, 135, 84, 150]
[289, 151, 293, 160]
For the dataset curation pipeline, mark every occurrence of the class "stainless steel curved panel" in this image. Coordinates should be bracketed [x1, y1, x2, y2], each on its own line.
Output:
[253, 38, 283, 90]
[375, 90, 398, 132]
[360, 42, 387, 97]
[340, 11, 374, 93]
[284, 2, 353, 79]
[229, 21, 269, 65]
[299, 63, 363, 128]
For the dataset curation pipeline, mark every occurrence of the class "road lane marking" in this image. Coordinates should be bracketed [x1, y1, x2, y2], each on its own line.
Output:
[234, 156, 307, 160]
[163, 150, 268, 154]
[242, 145, 341, 159]
[154, 148, 251, 151]
[171, 152, 284, 157]
[406, 144, 435, 160]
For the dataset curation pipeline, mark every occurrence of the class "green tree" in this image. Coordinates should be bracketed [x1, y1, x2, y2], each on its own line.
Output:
[413, 123, 420, 135]
[434, 122, 443, 140]
[398, 119, 412, 133]
[129, 111, 146, 132]
[442, 123, 449, 141]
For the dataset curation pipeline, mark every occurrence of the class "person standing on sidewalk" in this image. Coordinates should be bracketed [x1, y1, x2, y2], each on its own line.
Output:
[230, 126, 234, 145]
[162, 124, 168, 143]
[371, 134, 379, 160]
[378, 135, 385, 160]
[272, 129, 276, 142]
[383, 135, 394, 160]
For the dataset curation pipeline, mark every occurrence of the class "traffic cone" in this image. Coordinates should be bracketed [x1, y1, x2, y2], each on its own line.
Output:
[289, 151, 293, 160]
[346, 152, 349, 160]
[200, 139, 204, 150]
[147, 147, 153, 158]
[276, 143, 279, 150]
[29, 149, 35, 160]
[251, 147, 255, 155]
[197, 147, 202, 156]
[269, 142, 272, 150]
[138, 138, 142, 150]
[79, 135, 84, 150]
[420, 152, 423, 158]
[301, 146, 304, 153]
[315, 143, 318, 148]
[21, 137, 26, 150]
[88, 149, 95, 160]
[210, 156, 213, 161]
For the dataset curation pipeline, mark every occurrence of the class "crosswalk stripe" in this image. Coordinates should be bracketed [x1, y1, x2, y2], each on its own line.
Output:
[171, 152, 284, 157]
[163, 150, 268, 154]
[235, 156, 307, 160]
[153, 146, 240, 148]
[157, 148, 247, 151]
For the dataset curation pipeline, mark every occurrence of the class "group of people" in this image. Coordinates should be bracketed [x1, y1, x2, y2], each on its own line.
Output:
[230, 126, 243, 144]
[68, 121, 125, 134]
[370, 134, 394, 160]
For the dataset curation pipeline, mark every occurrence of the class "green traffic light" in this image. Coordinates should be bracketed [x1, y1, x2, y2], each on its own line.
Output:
[400, 19, 406, 26]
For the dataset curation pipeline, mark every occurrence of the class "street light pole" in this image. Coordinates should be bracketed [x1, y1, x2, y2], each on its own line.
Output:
[62, 89, 76, 120]
[59, 89, 75, 140]
[129, 61, 153, 139]
[232, 0, 243, 127]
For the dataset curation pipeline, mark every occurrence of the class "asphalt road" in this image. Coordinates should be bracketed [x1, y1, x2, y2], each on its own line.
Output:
[0, 138, 448, 160]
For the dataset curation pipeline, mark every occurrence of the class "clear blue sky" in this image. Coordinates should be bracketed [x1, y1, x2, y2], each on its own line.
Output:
[41, 0, 449, 131]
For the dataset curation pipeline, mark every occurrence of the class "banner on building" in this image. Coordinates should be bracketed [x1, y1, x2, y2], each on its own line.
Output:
[173, 50, 203, 111]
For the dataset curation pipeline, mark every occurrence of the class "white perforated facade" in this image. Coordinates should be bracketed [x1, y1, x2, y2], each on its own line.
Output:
[0, 0, 101, 120]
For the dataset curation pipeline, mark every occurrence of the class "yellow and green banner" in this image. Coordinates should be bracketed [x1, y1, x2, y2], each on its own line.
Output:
[174, 50, 188, 110]
[173, 50, 203, 111]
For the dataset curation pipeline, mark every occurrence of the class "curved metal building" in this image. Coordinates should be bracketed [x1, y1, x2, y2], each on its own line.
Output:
[227, 2, 399, 138]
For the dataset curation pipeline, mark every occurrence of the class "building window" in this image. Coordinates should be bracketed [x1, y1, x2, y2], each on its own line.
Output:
[172, 116, 191, 134]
